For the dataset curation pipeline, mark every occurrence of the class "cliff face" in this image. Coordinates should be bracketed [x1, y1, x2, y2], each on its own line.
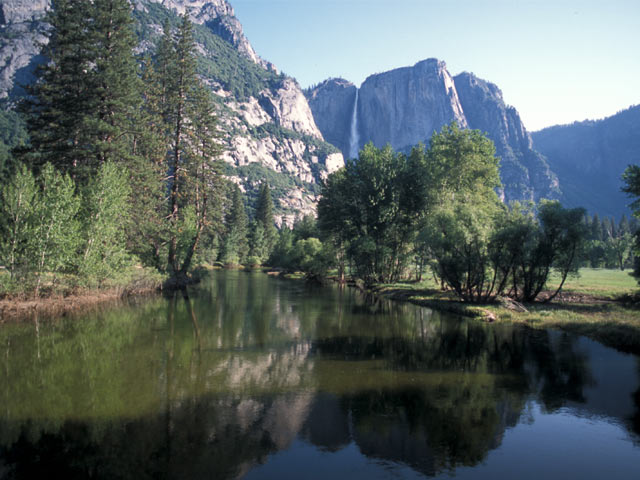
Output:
[305, 78, 357, 158]
[0, 0, 49, 100]
[0, 0, 343, 224]
[306, 59, 559, 204]
[532, 105, 640, 217]
[357, 59, 468, 152]
[453, 72, 559, 202]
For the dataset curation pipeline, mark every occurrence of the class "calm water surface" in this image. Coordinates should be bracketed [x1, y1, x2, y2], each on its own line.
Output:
[1, 271, 639, 479]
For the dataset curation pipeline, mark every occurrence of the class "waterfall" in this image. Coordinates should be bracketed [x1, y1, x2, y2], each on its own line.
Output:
[348, 89, 360, 159]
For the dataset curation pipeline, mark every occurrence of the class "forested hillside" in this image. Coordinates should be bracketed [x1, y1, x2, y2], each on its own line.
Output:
[0, 0, 343, 224]
[532, 105, 640, 218]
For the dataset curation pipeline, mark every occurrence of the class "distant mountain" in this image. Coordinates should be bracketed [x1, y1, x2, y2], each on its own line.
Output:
[532, 105, 640, 218]
[306, 59, 559, 204]
[0, 0, 343, 225]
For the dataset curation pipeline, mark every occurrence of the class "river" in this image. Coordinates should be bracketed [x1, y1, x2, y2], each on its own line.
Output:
[0, 270, 639, 478]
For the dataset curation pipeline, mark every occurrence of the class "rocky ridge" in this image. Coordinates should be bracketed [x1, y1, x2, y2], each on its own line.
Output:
[306, 59, 559, 204]
[0, 0, 343, 224]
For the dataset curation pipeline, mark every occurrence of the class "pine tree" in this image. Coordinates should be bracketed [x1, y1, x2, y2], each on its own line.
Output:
[127, 56, 169, 270]
[18, 0, 142, 182]
[619, 214, 630, 237]
[254, 183, 277, 259]
[590, 214, 603, 241]
[150, 15, 222, 279]
[18, 0, 96, 178]
[162, 15, 197, 275]
[220, 185, 249, 265]
[91, 0, 142, 166]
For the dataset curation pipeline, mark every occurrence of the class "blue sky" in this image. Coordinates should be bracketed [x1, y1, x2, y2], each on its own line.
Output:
[228, 0, 640, 131]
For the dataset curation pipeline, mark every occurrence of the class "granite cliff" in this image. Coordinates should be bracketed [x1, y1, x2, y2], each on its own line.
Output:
[453, 71, 559, 202]
[0, 0, 343, 225]
[532, 105, 640, 217]
[306, 59, 559, 204]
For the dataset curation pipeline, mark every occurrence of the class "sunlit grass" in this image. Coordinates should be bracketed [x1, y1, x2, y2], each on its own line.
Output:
[546, 268, 637, 299]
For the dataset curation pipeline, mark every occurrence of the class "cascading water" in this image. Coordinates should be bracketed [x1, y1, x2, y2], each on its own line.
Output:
[348, 88, 360, 159]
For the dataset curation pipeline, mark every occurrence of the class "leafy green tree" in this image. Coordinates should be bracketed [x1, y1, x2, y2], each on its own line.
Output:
[292, 237, 333, 279]
[0, 165, 38, 281]
[623, 166, 640, 280]
[319, 143, 430, 284]
[536, 200, 587, 301]
[421, 201, 503, 302]
[79, 162, 132, 286]
[268, 227, 295, 270]
[247, 220, 266, 266]
[605, 233, 633, 271]
[292, 215, 319, 241]
[416, 124, 502, 299]
[31, 164, 81, 295]
[424, 123, 501, 207]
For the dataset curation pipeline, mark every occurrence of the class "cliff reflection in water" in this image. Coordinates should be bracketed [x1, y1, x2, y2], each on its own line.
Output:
[0, 271, 638, 479]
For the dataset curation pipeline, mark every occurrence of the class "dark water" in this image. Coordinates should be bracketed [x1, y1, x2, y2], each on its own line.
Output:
[1, 271, 639, 479]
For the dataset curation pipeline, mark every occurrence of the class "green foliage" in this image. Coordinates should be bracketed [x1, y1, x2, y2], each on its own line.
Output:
[268, 226, 334, 279]
[420, 201, 502, 302]
[18, 0, 142, 182]
[0, 165, 38, 281]
[319, 143, 431, 284]
[292, 237, 333, 278]
[0, 110, 29, 182]
[219, 185, 249, 265]
[248, 184, 277, 264]
[269, 227, 296, 270]
[622, 164, 640, 282]
[143, 14, 224, 279]
[488, 201, 587, 303]
[31, 164, 82, 295]
[79, 162, 133, 287]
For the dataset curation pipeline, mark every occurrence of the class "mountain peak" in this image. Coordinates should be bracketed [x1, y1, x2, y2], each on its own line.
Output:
[137, 0, 271, 68]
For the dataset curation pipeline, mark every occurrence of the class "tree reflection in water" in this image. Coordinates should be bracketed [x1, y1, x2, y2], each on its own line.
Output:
[0, 271, 638, 479]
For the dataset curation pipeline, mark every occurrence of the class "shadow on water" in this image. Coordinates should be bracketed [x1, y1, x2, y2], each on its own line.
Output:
[0, 270, 639, 479]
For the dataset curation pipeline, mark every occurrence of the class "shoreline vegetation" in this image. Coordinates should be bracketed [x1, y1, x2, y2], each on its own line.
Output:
[0, 267, 164, 323]
[351, 269, 640, 356]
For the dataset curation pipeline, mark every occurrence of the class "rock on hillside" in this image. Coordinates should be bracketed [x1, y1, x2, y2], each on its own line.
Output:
[305, 78, 357, 158]
[306, 59, 559, 204]
[454, 72, 559, 202]
[0, 0, 49, 100]
[357, 59, 468, 153]
[532, 105, 640, 218]
[0, 0, 343, 225]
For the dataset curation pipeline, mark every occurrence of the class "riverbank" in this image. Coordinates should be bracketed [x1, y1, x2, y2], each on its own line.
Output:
[370, 269, 640, 356]
[0, 268, 164, 323]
